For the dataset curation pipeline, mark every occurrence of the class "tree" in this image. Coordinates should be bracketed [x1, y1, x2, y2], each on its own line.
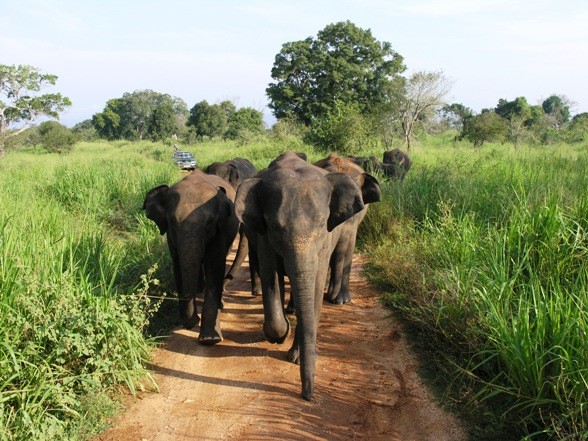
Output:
[92, 90, 188, 140]
[149, 100, 177, 141]
[541, 94, 572, 128]
[462, 111, 508, 148]
[439, 103, 474, 136]
[187, 100, 228, 139]
[71, 119, 98, 142]
[398, 70, 453, 149]
[305, 100, 377, 154]
[567, 112, 588, 143]
[225, 107, 265, 141]
[266, 21, 406, 125]
[38, 121, 77, 153]
[494, 96, 539, 147]
[0, 64, 71, 156]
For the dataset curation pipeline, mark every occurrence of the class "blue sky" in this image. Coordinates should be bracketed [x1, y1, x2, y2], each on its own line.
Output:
[2, 0, 587, 127]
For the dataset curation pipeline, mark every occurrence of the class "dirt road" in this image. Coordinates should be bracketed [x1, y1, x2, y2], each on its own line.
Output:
[97, 249, 466, 441]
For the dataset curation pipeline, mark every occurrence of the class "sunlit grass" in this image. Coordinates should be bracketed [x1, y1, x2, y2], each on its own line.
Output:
[363, 140, 588, 439]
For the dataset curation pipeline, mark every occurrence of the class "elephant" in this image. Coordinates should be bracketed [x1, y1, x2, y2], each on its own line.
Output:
[204, 158, 257, 189]
[382, 148, 412, 180]
[143, 169, 239, 345]
[205, 158, 261, 296]
[313, 153, 381, 304]
[347, 150, 412, 181]
[234, 151, 376, 400]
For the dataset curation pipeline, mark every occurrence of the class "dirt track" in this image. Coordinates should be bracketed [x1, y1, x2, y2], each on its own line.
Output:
[96, 247, 466, 441]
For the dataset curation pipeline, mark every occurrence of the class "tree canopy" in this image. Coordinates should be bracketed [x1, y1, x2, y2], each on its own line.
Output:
[398, 70, 452, 149]
[541, 94, 572, 128]
[92, 90, 188, 140]
[0, 64, 71, 155]
[187, 100, 264, 141]
[266, 21, 406, 126]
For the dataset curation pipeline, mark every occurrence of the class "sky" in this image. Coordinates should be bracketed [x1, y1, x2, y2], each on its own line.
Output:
[2, 0, 587, 127]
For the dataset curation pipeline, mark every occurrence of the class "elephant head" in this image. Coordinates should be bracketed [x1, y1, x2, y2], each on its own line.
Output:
[143, 184, 171, 235]
[205, 158, 257, 190]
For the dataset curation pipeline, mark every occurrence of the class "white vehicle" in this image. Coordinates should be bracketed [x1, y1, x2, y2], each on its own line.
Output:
[173, 151, 197, 170]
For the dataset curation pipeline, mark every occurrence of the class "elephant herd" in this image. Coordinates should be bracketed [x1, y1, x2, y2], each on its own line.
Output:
[143, 149, 410, 400]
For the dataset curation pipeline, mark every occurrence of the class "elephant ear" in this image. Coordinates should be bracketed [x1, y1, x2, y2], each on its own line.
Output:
[216, 186, 235, 220]
[234, 178, 266, 235]
[359, 173, 381, 205]
[143, 185, 169, 235]
[227, 163, 241, 189]
[325, 173, 365, 232]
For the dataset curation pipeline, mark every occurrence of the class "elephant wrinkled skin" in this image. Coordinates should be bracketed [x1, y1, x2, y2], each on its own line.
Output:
[234, 152, 371, 400]
[143, 170, 239, 345]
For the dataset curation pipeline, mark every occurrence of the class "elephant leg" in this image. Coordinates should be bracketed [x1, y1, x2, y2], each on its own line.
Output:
[177, 252, 201, 330]
[199, 239, 226, 345]
[247, 232, 262, 296]
[258, 237, 289, 344]
[222, 227, 248, 293]
[334, 230, 358, 305]
[326, 237, 348, 304]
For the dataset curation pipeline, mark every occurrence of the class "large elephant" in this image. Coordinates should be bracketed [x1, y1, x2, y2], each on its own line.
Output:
[205, 157, 261, 295]
[234, 151, 371, 400]
[143, 169, 239, 345]
[313, 153, 381, 304]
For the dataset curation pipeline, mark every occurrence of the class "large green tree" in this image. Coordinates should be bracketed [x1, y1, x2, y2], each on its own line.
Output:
[0, 64, 71, 156]
[266, 21, 406, 126]
[187, 100, 229, 139]
[92, 90, 187, 140]
[225, 107, 265, 141]
[494, 97, 542, 147]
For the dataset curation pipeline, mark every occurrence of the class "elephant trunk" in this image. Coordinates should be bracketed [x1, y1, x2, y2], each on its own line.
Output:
[288, 260, 320, 401]
[222, 226, 248, 292]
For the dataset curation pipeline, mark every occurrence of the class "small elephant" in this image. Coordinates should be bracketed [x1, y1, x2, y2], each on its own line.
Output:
[382, 148, 412, 180]
[314, 153, 381, 304]
[143, 170, 239, 345]
[235, 151, 370, 400]
[205, 158, 261, 296]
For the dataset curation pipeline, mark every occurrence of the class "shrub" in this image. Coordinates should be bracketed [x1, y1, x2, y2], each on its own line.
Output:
[38, 121, 77, 153]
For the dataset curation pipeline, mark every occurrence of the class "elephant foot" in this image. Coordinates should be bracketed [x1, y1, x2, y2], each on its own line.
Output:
[287, 345, 300, 364]
[251, 288, 262, 296]
[264, 318, 290, 344]
[182, 314, 200, 330]
[198, 329, 223, 345]
[329, 290, 351, 305]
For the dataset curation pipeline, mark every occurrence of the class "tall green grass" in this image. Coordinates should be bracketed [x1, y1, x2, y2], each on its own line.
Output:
[0, 143, 181, 440]
[363, 141, 588, 439]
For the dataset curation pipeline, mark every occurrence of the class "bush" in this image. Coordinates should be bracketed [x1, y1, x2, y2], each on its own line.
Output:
[38, 121, 77, 153]
[304, 101, 379, 154]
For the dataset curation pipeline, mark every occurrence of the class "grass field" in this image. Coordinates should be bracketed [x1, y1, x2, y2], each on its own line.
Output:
[0, 136, 586, 440]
